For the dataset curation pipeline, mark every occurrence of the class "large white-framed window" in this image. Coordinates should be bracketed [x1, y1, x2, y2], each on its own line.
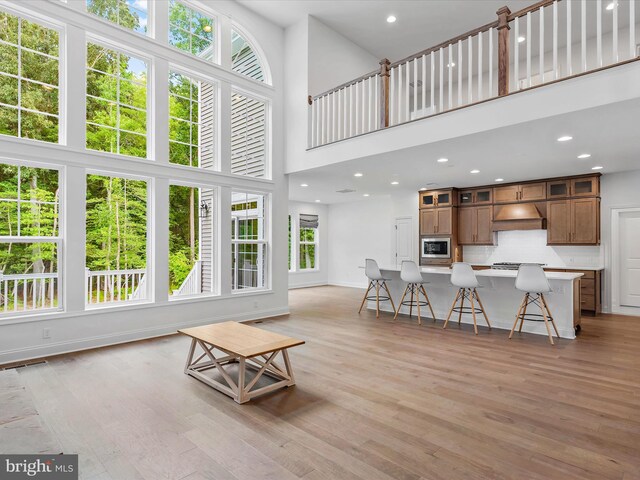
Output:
[0, 9, 61, 144]
[168, 0, 215, 61]
[298, 214, 318, 270]
[231, 27, 265, 82]
[85, 172, 149, 306]
[168, 69, 217, 169]
[0, 161, 62, 317]
[86, 41, 149, 159]
[86, 0, 149, 36]
[231, 191, 267, 292]
[231, 89, 267, 178]
[169, 182, 217, 299]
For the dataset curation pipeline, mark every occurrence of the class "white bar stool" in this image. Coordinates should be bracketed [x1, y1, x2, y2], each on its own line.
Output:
[509, 264, 560, 345]
[443, 262, 491, 335]
[393, 260, 436, 325]
[358, 259, 396, 318]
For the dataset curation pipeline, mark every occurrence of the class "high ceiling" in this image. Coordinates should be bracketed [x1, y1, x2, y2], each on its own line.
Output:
[288, 99, 640, 204]
[237, 0, 533, 60]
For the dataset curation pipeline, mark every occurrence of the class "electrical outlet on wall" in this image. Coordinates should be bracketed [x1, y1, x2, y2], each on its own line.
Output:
[42, 328, 51, 339]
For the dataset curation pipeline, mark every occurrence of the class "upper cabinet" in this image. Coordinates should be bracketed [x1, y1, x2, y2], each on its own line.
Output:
[494, 182, 546, 204]
[548, 175, 600, 199]
[420, 189, 457, 209]
[459, 188, 492, 206]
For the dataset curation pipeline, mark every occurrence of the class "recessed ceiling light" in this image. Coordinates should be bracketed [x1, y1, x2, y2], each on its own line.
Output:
[517, 36, 526, 43]
[315, 199, 321, 203]
[363, 194, 370, 197]
[606, 2, 617, 10]
[386, 15, 397, 23]
[557, 135, 573, 142]
[300, 183, 308, 187]
[495, 178, 504, 182]
[354, 172, 363, 177]
[577, 153, 591, 159]
[592, 166, 603, 170]
[470, 169, 480, 174]
[419, 187, 428, 191]
[391, 181, 399, 185]
[437, 158, 448, 163]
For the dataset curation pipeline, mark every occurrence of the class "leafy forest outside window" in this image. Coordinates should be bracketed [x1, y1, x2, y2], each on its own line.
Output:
[169, 0, 215, 60]
[86, 174, 148, 305]
[0, 11, 60, 143]
[87, 0, 149, 35]
[299, 214, 318, 270]
[86, 42, 148, 158]
[0, 163, 61, 316]
[169, 184, 216, 298]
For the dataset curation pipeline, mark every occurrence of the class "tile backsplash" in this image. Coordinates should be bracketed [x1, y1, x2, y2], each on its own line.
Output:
[462, 230, 603, 268]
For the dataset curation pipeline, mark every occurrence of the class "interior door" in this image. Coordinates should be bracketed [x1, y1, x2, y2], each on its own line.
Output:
[394, 217, 413, 267]
[620, 210, 640, 307]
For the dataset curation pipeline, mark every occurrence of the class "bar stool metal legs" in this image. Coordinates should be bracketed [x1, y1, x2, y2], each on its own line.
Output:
[358, 279, 396, 318]
[393, 282, 436, 325]
[443, 288, 492, 335]
[509, 292, 560, 345]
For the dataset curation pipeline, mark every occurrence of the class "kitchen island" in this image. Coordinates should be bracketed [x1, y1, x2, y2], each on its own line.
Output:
[368, 266, 583, 339]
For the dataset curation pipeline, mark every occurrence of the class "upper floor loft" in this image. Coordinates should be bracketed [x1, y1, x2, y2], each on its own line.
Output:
[287, 0, 640, 176]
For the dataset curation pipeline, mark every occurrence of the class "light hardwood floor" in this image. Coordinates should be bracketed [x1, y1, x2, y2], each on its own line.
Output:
[2, 285, 640, 480]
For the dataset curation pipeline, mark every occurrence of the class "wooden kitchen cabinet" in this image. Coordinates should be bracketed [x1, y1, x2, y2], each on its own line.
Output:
[571, 176, 600, 197]
[547, 197, 600, 245]
[420, 207, 454, 235]
[459, 206, 493, 245]
[459, 188, 492, 206]
[547, 180, 570, 199]
[419, 189, 457, 209]
[494, 182, 546, 203]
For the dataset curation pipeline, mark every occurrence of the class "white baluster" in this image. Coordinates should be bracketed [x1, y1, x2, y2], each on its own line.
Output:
[458, 39, 463, 105]
[361, 80, 367, 133]
[612, 0, 618, 63]
[350, 82, 355, 134]
[567, 0, 572, 76]
[374, 76, 379, 130]
[405, 61, 410, 122]
[468, 36, 473, 102]
[478, 31, 483, 100]
[448, 45, 453, 109]
[488, 28, 493, 97]
[539, 6, 545, 84]
[631, 0, 636, 59]
[430, 53, 435, 112]
[439, 47, 444, 112]
[597, 0, 603, 67]
[527, 11, 532, 86]
[368, 77, 373, 132]
[397, 64, 403, 124]
[582, 0, 587, 71]
[553, 1, 558, 79]
[390, 67, 395, 126]
[333, 91, 338, 141]
[413, 58, 418, 115]
[421, 54, 427, 112]
[515, 17, 520, 89]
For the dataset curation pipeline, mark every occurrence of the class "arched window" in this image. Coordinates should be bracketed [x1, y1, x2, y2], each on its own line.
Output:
[231, 27, 267, 83]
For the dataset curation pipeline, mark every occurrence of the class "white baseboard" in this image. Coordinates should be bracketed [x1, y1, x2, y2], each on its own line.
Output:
[328, 281, 367, 289]
[288, 281, 329, 290]
[0, 307, 290, 366]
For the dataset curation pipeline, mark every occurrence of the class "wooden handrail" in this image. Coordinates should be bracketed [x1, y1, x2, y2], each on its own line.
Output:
[507, 0, 558, 21]
[311, 69, 379, 101]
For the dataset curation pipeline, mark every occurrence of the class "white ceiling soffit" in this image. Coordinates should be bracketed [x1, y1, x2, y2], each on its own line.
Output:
[288, 98, 640, 204]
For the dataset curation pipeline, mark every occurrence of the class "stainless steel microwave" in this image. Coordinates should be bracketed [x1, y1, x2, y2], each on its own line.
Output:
[421, 237, 451, 258]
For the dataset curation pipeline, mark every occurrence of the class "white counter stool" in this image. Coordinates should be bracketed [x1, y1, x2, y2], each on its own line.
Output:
[509, 264, 560, 345]
[393, 260, 436, 325]
[443, 262, 492, 335]
[358, 259, 396, 318]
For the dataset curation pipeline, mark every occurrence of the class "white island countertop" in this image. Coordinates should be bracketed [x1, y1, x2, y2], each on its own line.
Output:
[375, 265, 583, 281]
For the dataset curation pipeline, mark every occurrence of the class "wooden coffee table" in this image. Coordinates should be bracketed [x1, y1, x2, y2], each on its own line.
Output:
[178, 321, 305, 404]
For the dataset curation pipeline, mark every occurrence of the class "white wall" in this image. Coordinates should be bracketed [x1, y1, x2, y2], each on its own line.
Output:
[327, 192, 418, 288]
[601, 169, 640, 314]
[288, 201, 328, 288]
[307, 16, 379, 96]
[0, 0, 289, 364]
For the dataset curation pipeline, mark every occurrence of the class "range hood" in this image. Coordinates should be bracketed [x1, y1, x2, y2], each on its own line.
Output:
[492, 203, 546, 231]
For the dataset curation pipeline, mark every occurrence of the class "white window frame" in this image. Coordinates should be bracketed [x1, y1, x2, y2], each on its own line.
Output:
[288, 213, 295, 273]
[84, 170, 152, 309]
[168, 0, 217, 63]
[298, 219, 319, 271]
[231, 191, 268, 293]
[0, 7, 64, 145]
[85, 37, 151, 160]
[0, 160, 64, 318]
[168, 180, 219, 300]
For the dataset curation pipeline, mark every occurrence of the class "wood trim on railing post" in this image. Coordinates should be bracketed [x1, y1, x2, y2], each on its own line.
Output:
[307, 95, 312, 105]
[379, 58, 391, 129]
[497, 6, 511, 96]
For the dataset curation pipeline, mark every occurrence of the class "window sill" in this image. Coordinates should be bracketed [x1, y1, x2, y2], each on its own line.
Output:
[0, 289, 274, 326]
[289, 269, 320, 274]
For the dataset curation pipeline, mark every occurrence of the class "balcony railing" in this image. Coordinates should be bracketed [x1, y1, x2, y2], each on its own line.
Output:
[86, 269, 146, 305]
[308, 0, 639, 148]
[0, 273, 59, 313]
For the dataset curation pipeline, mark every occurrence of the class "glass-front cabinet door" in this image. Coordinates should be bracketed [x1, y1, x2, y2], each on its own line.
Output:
[547, 180, 570, 199]
[420, 192, 436, 208]
[459, 191, 474, 205]
[436, 191, 452, 207]
[571, 177, 599, 197]
[474, 189, 492, 205]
